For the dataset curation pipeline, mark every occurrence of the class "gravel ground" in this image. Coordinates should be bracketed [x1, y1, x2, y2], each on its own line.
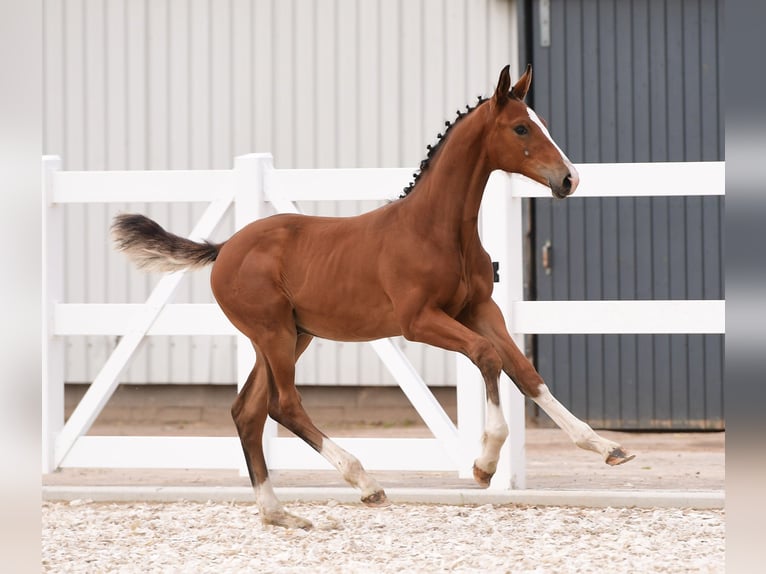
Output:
[43, 500, 724, 573]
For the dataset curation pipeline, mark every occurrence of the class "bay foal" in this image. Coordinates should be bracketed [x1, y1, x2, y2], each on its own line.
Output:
[113, 65, 634, 529]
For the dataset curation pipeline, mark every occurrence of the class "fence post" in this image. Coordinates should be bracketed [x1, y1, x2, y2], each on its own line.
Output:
[42, 156, 64, 474]
[479, 172, 527, 489]
[233, 153, 275, 473]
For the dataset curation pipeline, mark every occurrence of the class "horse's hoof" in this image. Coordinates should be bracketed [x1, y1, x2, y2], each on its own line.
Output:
[605, 446, 636, 466]
[262, 510, 313, 530]
[472, 463, 493, 488]
[361, 490, 390, 507]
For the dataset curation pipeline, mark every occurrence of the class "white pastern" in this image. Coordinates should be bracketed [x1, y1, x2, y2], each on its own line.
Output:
[475, 400, 509, 474]
[532, 384, 620, 458]
[255, 478, 284, 515]
[320, 438, 382, 497]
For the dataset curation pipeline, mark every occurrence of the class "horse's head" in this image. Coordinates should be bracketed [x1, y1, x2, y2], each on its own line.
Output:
[485, 65, 579, 199]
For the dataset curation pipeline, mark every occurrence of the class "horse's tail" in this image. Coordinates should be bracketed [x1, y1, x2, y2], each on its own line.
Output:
[111, 213, 223, 273]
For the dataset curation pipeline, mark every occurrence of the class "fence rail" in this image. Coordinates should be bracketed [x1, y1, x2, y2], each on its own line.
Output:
[51, 169, 234, 203]
[42, 155, 725, 492]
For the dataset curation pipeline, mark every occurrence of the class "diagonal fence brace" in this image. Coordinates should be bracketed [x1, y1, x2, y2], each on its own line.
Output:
[53, 195, 234, 468]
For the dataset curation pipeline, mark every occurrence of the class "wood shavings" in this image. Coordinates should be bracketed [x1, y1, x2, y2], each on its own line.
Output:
[42, 501, 724, 573]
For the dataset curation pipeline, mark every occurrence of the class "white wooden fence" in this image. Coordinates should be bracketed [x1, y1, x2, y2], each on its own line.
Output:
[43, 155, 725, 491]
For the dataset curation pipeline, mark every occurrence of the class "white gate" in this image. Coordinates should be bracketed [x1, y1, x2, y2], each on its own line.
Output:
[43, 153, 523, 489]
[43, 155, 725, 492]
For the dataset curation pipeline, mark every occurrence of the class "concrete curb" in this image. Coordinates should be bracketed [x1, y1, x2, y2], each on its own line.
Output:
[43, 485, 724, 510]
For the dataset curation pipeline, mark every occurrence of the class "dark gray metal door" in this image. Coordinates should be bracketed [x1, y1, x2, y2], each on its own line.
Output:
[522, 0, 724, 429]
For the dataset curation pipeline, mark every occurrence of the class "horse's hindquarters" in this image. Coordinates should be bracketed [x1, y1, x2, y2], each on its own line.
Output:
[210, 214, 401, 343]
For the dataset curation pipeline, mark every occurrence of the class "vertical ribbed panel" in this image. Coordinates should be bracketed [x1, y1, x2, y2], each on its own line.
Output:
[529, 0, 723, 429]
[43, 0, 521, 385]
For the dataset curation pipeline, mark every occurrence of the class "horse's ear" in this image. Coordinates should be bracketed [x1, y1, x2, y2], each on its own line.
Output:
[493, 65, 512, 106]
[511, 64, 533, 101]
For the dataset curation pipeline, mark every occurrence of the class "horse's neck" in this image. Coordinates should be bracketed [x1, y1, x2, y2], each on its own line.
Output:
[407, 114, 492, 246]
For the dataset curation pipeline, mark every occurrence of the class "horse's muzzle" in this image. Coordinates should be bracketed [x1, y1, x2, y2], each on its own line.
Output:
[551, 168, 579, 199]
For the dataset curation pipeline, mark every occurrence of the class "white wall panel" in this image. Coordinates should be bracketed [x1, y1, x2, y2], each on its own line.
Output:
[44, 0, 520, 386]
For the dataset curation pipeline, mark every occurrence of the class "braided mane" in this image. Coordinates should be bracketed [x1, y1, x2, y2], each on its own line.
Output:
[399, 95, 489, 198]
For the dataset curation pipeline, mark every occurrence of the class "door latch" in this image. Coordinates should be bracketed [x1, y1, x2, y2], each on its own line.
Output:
[541, 240, 552, 275]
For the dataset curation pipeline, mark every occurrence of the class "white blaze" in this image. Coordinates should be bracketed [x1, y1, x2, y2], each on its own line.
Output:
[526, 107, 578, 176]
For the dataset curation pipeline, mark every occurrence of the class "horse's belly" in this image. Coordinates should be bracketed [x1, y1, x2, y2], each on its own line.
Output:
[295, 305, 401, 342]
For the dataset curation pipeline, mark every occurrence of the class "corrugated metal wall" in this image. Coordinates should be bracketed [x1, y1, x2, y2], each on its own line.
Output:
[524, 0, 724, 429]
[43, 0, 521, 385]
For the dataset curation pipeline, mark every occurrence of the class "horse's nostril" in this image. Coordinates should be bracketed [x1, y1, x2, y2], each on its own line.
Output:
[562, 175, 572, 192]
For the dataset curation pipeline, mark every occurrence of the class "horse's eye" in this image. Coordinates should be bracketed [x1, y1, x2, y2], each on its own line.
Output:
[514, 125, 528, 136]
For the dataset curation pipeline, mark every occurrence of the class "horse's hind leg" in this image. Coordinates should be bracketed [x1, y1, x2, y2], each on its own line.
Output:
[231, 355, 312, 530]
[267, 333, 388, 507]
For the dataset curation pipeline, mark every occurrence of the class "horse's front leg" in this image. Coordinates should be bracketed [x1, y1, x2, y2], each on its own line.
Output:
[470, 388, 510, 488]
[463, 300, 635, 466]
[398, 306, 509, 487]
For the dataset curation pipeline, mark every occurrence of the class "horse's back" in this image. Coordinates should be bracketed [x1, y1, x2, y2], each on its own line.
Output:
[210, 211, 402, 341]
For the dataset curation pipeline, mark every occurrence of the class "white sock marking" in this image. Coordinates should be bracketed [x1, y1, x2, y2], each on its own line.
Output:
[255, 478, 283, 515]
[320, 438, 382, 497]
[532, 384, 620, 458]
[475, 399, 509, 474]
